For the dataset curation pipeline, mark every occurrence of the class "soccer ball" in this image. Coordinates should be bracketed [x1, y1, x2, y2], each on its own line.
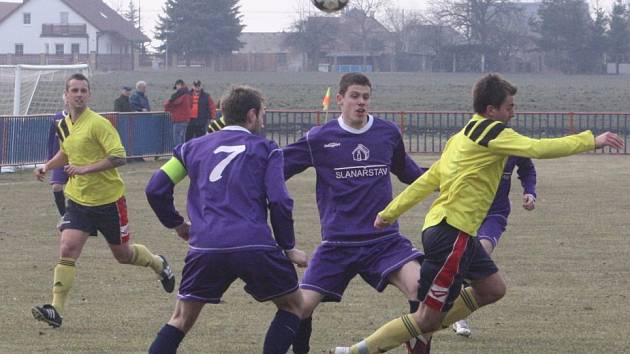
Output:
[311, 0, 349, 13]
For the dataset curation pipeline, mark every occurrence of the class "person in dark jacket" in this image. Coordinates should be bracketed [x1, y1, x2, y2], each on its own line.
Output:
[130, 81, 150, 112]
[185, 80, 216, 141]
[114, 86, 133, 112]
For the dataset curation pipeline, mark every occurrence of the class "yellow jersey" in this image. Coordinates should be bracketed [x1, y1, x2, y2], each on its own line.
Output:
[379, 114, 595, 236]
[60, 108, 126, 206]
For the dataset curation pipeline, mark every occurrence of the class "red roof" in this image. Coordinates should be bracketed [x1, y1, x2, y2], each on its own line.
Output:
[62, 0, 149, 42]
[0, 0, 149, 42]
[0, 2, 20, 22]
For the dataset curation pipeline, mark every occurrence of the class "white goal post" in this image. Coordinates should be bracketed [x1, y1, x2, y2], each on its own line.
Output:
[0, 64, 89, 115]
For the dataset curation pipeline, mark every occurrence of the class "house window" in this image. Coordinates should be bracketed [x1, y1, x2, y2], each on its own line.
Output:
[23, 13, 31, 24]
[60, 12, 69, 24]
[55, 44, 64, 55]
[44, 43, 49, 54]
[15, 44, 24, 56]
[71, 43, 80, 54]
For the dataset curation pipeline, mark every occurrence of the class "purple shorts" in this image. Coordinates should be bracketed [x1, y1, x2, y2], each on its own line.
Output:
[50, 167, 68, 185]
[418, 220, 498, 312]
[300, 235, 423, 302]
[178, 248, 299, 303]
[477, 214, 508, 248]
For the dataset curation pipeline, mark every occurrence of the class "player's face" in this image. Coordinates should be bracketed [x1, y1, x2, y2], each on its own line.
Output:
[490, 95, 515, 123]
[65, 79, 90, 110]
[337, 84, 371, 128]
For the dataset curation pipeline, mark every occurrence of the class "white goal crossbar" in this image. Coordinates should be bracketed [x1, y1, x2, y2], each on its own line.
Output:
[0, 64, 89, 115]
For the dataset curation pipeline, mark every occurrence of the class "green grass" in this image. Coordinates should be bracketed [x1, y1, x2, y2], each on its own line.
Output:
[87, 70, 630, 113]
[1, 154, 629, 353]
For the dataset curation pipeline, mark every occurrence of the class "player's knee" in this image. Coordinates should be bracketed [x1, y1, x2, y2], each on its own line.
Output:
[411, 310, 442, 333]
[481, 276, 507, 305]
[112, 250, 133, 264]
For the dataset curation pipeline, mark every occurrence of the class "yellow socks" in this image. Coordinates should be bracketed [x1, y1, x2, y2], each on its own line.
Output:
[52, 258, 76, 314]
[350, 315, 422, 354]
[347, 288, 480, 354]
[130, 244, 164, 274]
[441, 287, 479, 328]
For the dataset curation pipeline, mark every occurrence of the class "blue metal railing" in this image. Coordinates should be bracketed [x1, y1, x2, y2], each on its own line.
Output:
[1, 110, 628, 166]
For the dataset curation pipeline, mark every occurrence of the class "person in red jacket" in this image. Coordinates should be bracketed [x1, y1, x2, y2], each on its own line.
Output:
[164, 79, 192, 146]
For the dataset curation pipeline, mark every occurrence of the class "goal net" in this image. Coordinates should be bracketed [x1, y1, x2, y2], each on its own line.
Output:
[0, 64, 89, 115]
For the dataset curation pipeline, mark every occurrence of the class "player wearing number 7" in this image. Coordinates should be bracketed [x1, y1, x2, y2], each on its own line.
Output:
[145, 85, 308, 354]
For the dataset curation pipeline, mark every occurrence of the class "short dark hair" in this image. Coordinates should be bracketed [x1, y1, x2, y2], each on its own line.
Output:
[338, 72, 372, 96]
[472, 74, 517, 114]
[65, 73, 90, 91]
[220, 85, 263, 125]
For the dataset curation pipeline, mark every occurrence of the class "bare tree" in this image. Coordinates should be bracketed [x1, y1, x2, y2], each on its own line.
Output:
[346, 0, 392, 67]
[428, 0, 520, 71]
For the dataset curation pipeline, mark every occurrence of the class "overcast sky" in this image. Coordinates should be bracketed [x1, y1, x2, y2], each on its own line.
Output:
[4, 0, 618, 46]
[105, 0, 615, 46]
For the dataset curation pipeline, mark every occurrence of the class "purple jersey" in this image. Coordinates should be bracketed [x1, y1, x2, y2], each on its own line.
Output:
[46, 111, 67, 160]
[283, 115, 424, 245]
[487, 156, 537, 216]
[146, 125, 296, 253]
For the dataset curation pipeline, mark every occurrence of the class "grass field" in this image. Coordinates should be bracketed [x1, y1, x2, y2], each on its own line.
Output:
[87, 70, 630, 113]
[1, 154, 629, 353]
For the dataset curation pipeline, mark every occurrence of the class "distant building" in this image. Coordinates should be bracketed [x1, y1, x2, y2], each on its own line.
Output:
[218, 32, 305, 72]
[0, 0, 149, 69]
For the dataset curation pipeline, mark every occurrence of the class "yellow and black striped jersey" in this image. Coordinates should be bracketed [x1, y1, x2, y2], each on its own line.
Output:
[379, 114, 595, 236]
[207, 116, 226, 133]
[60, 108, 126, 206]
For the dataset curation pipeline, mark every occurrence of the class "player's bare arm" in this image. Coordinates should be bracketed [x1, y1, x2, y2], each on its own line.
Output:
[34, 149, 68, 181]
[64, 155, 126, 176]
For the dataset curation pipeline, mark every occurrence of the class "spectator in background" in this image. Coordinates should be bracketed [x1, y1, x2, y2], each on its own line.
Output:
[130, 81, 150, 112]
[114, 86, 133, 112]
[164, 79, 192, 146]
[185, 80, 216, 141]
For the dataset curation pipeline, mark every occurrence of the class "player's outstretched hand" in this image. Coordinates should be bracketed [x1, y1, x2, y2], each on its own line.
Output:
[374, 215, 392, 230]
[174, 221, 190, 241]
[286, 248, 308, 268]
[522, 194, 536, 211]
[595, 132, 624, 149]
[34, 165, 47, 181]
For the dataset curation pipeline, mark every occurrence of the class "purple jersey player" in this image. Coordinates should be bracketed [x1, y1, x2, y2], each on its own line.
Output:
[46, 108, 69, 216]
[452, 156, 536, 337]
[146, 86, 308, 354]
[283, 73, 426, 354]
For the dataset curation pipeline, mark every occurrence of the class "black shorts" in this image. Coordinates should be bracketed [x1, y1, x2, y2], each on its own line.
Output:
[418, 220, 498, 312]
[59, 197, 131, 245]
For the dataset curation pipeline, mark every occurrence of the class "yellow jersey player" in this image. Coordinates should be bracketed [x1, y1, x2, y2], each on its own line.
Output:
[32, 73, 175, 328]
[331, 74, 624, 354]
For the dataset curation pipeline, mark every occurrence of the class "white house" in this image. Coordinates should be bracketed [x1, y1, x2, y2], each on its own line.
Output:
[0, 0, 148, 57]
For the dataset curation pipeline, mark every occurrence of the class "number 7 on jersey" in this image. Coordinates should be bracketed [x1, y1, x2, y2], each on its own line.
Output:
[209, 145, 246, 182]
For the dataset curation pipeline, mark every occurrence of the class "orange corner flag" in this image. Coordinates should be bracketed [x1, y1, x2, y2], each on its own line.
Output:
[322, 87, 331, 111]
